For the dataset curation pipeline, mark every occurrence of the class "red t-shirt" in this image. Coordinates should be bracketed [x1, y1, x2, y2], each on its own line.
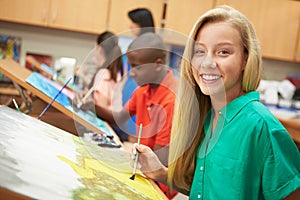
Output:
[125, 70, 178, 149]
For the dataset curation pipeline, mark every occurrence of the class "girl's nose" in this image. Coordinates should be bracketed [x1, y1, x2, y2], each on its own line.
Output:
[201, 55, 216, 68]
[191, 54, 216, 71]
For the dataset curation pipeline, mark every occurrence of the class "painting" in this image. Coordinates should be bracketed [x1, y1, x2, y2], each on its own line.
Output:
[0, 34, 21, 82]
[25, 72, 112, 136]
[25, 52, 53, 71]
[0, 106, 165, 200]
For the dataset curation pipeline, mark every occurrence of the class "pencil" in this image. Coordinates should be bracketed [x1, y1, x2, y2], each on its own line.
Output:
[38, 77, 72, 120]
[130, 123, 143, 180]
[12, 98, 21, 112]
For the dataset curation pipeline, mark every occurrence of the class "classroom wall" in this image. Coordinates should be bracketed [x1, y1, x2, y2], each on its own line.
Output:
[262, 59, 300, 80]
[0, 21, 95, 67]
[1, 21, 300, 81]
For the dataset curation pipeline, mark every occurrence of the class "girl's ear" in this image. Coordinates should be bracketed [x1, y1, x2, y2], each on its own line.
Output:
[243, 53, 248, 70]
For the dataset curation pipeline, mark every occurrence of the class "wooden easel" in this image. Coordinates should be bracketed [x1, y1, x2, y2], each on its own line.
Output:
[0, 58, 118, 140]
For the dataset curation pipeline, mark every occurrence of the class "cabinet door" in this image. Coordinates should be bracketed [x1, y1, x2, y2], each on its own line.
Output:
[0, 0, 50, 26]
[258, 0, 300, 62]
[48, 0, 109, 34]
[296, 16, 300, 62]
[217, 0, 300, 62]
[108, 0, 165, 37]
[215, 0, 263, 33]
[163, 0, 214, 45]
[215, 0, 264, 55]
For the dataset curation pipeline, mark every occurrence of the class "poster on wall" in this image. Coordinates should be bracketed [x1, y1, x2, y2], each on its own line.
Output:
[0, 34, 21, 82]
[25, 52, 53, 71]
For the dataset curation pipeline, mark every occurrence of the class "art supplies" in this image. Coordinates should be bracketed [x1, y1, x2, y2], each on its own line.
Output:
[12, 98, 20, 112]
[81, 132, 121, 148]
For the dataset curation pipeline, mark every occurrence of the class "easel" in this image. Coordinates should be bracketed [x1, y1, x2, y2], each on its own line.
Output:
[25, 55, 80, 92]
[0, 58, 117, 139]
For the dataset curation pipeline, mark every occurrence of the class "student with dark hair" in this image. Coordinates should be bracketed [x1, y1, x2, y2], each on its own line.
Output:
[128, 8, 155, 37]
[118, 8, 156, 142]
[75, 31, 123, 93]
[75, 31, 123, 115]
[90, 32, 123, 110]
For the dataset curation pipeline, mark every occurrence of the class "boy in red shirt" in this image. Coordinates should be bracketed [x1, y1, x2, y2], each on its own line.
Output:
[82, 33, 178, 199]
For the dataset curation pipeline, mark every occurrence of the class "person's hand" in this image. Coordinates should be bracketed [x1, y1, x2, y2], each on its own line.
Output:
[72, 92, 83, 112]
[80, 100, 94, 112]
[131, 143, 168, 183]
[72, 91, 94, 112]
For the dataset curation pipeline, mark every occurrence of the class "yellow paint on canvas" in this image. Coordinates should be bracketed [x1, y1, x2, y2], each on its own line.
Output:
[58, 155, 163, 200]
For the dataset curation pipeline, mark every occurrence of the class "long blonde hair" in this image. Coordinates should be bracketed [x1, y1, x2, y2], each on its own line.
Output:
[168, 5, 262, 191]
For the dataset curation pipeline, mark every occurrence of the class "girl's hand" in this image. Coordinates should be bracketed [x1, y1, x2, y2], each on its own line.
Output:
[131, 143, 168, 183]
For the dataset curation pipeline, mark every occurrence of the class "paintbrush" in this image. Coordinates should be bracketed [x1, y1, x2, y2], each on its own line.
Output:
[76, 85, 95, 109]
[130, 123, 143, 180]
[38, 77, 72, 120]
[12, 98, 21, 112]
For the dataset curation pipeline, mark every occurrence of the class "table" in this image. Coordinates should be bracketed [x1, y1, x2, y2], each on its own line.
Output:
[268, 105, 300, 146]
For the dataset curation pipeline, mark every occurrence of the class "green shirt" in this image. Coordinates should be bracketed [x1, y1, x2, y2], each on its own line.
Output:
[190, 91, 300, 200]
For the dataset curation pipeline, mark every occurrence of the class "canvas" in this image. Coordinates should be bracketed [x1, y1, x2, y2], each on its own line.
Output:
[25, 72, 112, 136]
[0, 106, 165, 200]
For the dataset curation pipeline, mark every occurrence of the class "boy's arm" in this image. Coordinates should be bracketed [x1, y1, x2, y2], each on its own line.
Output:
[94, 104, 132, 125]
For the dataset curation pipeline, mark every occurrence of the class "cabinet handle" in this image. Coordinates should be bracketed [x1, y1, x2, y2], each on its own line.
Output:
[42, 8, 47, 22]
[52, 11, 57, 23]
[294, 15, 300, 60]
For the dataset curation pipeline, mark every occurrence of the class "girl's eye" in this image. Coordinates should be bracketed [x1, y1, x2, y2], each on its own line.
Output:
[218, 50, 230, 55]
[193, 49, 205, 56]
